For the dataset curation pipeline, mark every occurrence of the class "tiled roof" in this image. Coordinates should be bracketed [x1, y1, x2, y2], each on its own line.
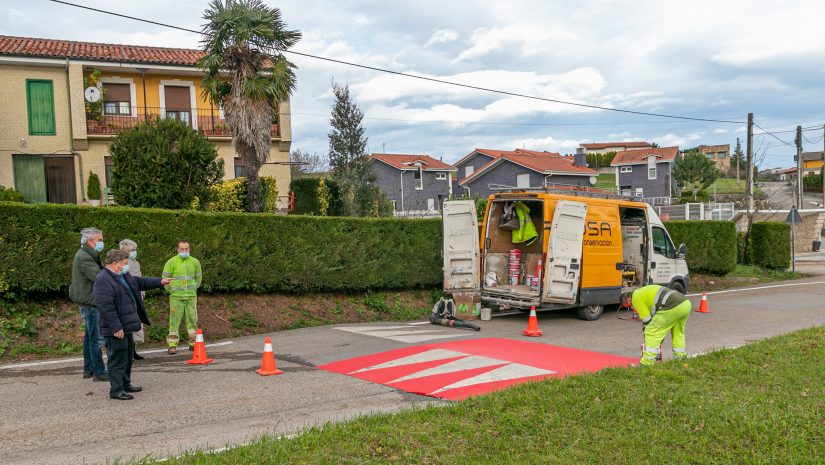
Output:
[370, 153, 456, 171]
[581, 141, 651, 150]
[611, 147, 679, 166]
[460, 150, 596, 185]
[0, 35, 205, 67]
[802, 151, 824, 162]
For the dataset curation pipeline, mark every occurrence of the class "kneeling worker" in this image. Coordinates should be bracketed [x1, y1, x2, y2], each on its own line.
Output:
[621, 285, 691, 367]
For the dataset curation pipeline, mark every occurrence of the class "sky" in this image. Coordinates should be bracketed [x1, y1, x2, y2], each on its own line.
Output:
[3, 0, 825, 168]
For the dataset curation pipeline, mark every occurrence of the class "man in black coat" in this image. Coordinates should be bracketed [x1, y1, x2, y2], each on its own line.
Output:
[93, 250, 171, 400]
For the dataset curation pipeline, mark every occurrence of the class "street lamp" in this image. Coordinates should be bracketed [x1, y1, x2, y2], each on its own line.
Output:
[786, 206, 802, 273]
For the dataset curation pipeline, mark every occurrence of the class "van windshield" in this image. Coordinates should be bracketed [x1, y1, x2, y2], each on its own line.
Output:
[652, 226, 675, 258]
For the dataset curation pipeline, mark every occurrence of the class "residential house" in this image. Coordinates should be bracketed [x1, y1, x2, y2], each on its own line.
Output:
[369, 153, 456, 215]
[455, 148, 597, 199]
[699, 144, 731, 171]
[580, 141, 652, 154]
[802, 151, 824, 176]
[611, 146, 680, 199]
[0, 35, 292, 206]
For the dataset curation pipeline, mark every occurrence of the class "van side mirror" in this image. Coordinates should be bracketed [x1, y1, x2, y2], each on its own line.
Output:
[678, 243, 686, 258]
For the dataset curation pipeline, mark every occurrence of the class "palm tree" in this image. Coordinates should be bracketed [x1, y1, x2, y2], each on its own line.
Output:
[199, 0, 301, 212]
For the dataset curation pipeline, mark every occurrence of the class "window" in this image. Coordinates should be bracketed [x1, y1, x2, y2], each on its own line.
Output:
[435, 172, 447, 180]
[415, 167, 423, 190]
[620, 166, 632, 173]
[26, 80, 56, 135]
[465, 165, 474, 177]
[390, 200, 397, 210]
[427, 198, 435, 211]
[652, 226, 675, 258]
[234, 157, 246, 178]
[635, 187, 644, 197]
[516, 173, 530, 188]
[102, 83, 132, 115]
[104, 156, 114, 187]
[648, 167, 657, 179]
[647, 156, 657, 180]
[166, 110, 191, 125]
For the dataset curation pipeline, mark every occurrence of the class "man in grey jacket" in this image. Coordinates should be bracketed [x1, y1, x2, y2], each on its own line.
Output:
[69, 227, 107, 381]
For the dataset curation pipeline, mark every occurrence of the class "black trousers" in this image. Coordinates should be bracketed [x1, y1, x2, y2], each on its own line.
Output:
[104, 333, 134, 394]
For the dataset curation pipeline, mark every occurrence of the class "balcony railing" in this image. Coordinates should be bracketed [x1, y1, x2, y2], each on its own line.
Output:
[86, 106, 280, 138]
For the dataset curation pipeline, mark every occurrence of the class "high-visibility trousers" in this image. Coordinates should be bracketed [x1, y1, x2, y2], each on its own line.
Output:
[641, 300, 691, 366]
[168, 297, 198, 348]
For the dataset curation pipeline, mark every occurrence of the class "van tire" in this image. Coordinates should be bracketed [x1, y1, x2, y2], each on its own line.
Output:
[577, 305, 604, 321]
[669, 281, 686, 294]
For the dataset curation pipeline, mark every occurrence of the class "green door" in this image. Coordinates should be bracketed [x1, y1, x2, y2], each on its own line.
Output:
[26, 80, 56, 135]
[12, 155, 47, 203]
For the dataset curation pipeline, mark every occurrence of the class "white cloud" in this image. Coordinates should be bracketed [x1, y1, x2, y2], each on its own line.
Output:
[714, 129, 728, 134]
[354, 15, 372, 25]
[654, 132, 704, 148]
[426, 29, 458, 46]
[504, 136, 581, 153]
[453, 24, 577, 63]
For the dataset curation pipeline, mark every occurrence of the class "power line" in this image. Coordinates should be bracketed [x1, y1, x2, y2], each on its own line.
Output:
[753, 122, 795, 148]
[47, 0, 746, 125]
[753, 124, 824, 135]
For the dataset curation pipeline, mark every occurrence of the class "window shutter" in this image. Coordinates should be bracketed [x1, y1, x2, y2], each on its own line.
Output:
[27, 80, 56, 135]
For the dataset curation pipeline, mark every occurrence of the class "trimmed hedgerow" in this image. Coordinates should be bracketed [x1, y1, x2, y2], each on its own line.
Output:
[749, 222, 791, 270]
[0, 202, 441, 297]
[664, 220, 737, 275]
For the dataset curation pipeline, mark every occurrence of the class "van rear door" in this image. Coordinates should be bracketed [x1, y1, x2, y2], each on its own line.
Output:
[442, 200, 480, 292]
[543, 200, 588, 304]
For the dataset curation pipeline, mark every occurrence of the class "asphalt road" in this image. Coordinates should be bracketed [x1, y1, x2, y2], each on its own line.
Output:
[3, 277, 825, 465]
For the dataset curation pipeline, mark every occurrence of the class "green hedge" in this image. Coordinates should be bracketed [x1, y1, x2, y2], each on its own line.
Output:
[0, 202, 441, 297]
[664, 220, 737, 275]
[289, 178, 343, 215]
[749, 222, 791, 269]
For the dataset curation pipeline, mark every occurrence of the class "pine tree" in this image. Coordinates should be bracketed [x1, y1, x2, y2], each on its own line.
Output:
[327, 82, 391, 216]
[732, 137, 745, 180]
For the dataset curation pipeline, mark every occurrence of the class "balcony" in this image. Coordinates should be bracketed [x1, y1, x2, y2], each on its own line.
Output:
[86, 107, 280, 138]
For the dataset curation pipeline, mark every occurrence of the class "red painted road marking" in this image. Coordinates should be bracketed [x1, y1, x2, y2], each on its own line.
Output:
[318, 338, 636, 401]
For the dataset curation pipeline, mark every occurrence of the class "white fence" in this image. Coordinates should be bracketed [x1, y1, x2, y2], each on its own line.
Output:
[654, 202, 736, 221]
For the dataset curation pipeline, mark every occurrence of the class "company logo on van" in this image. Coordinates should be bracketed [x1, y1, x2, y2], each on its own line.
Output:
[584, 221, 613, 247]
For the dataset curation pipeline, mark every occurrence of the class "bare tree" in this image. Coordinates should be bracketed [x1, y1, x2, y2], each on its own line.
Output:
[290, 149, 327, 180]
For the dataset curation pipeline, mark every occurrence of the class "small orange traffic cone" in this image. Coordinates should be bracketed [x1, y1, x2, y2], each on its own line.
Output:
[186, 329, 213, 365]
[697, 293, 711, 313]
[256, 337, 283, 376]
[522, 306, 543, 337]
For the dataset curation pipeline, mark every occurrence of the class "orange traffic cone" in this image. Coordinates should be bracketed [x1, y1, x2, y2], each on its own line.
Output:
[256, 337, 283, 376]
[697, 293, 711, 313]
[186, 329, 213, 365]
[522, 306, 543, 337]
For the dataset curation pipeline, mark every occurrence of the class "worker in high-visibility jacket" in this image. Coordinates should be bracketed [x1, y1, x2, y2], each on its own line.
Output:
[162, 241, 203, 355]
[621, 285, 691, 367]
[512, 202, 538, 246]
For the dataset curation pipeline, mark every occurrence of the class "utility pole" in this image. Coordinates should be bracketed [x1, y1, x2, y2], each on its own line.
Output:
[746, 113, 754, 211]
[795, 126, 803, 208]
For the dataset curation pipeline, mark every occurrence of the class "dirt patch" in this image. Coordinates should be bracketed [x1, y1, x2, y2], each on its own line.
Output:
[0, 289, 442, 363]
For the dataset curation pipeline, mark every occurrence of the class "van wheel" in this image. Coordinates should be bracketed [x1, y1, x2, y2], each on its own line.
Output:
[670, 281, 686, 294]
[577, 305, 604, 321]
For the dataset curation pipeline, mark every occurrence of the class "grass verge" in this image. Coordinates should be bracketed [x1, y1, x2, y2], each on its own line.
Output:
[595, 173, 615, 190]
[155, 326, 825, 465]
[691, 264, 809, 292]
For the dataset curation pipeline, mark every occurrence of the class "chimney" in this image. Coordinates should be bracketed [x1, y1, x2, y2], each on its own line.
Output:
[574, 147, 586, 167]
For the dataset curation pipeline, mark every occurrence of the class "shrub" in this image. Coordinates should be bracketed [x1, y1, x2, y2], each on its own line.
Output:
[203, 176, 278, 213]
[86, 172, 102, 201]
[108, 117, 225, 209]
[749, 222, 790, 270]
[0, 186, 24, 203]
[664, 220, 737, 275]
[0, 202, 442, 297]
[290, 178, 342, 215]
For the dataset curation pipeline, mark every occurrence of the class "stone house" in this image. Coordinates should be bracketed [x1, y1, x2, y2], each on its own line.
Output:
[369, 153, 456, 215]
[611, 146, 680, 199]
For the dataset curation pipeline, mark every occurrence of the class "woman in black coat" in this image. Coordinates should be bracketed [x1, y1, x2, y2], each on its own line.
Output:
[93, 249, 171, 400]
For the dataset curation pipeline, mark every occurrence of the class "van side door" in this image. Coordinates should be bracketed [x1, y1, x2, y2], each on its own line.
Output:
[543, 200, 588, 304]
[442, 200, 481, 292]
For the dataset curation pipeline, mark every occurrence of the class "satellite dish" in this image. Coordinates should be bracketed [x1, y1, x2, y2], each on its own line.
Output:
[589, 176, 597, 186]
[84, 87, 101, 103]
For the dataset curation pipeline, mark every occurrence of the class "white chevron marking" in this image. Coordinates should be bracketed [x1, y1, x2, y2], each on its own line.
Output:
[430, 364, 555, 394]
[349, 349, 467, 374]
[388, 355, 506, 384]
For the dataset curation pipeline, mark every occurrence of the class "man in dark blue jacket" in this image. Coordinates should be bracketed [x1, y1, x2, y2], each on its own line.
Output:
[93, 250, 171, 400]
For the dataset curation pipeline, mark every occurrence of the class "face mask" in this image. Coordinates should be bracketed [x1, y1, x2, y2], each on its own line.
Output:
[94, 241, 105, 252]
[179, 252, 190, 259]
[120, 264, 130, 275]
[129, 251, 137, 260]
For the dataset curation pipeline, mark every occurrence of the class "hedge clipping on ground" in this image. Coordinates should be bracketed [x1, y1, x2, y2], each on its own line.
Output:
[749, 222, 790, 269]
[664, 220, 737, 275]
[0, 202, 441, 297]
